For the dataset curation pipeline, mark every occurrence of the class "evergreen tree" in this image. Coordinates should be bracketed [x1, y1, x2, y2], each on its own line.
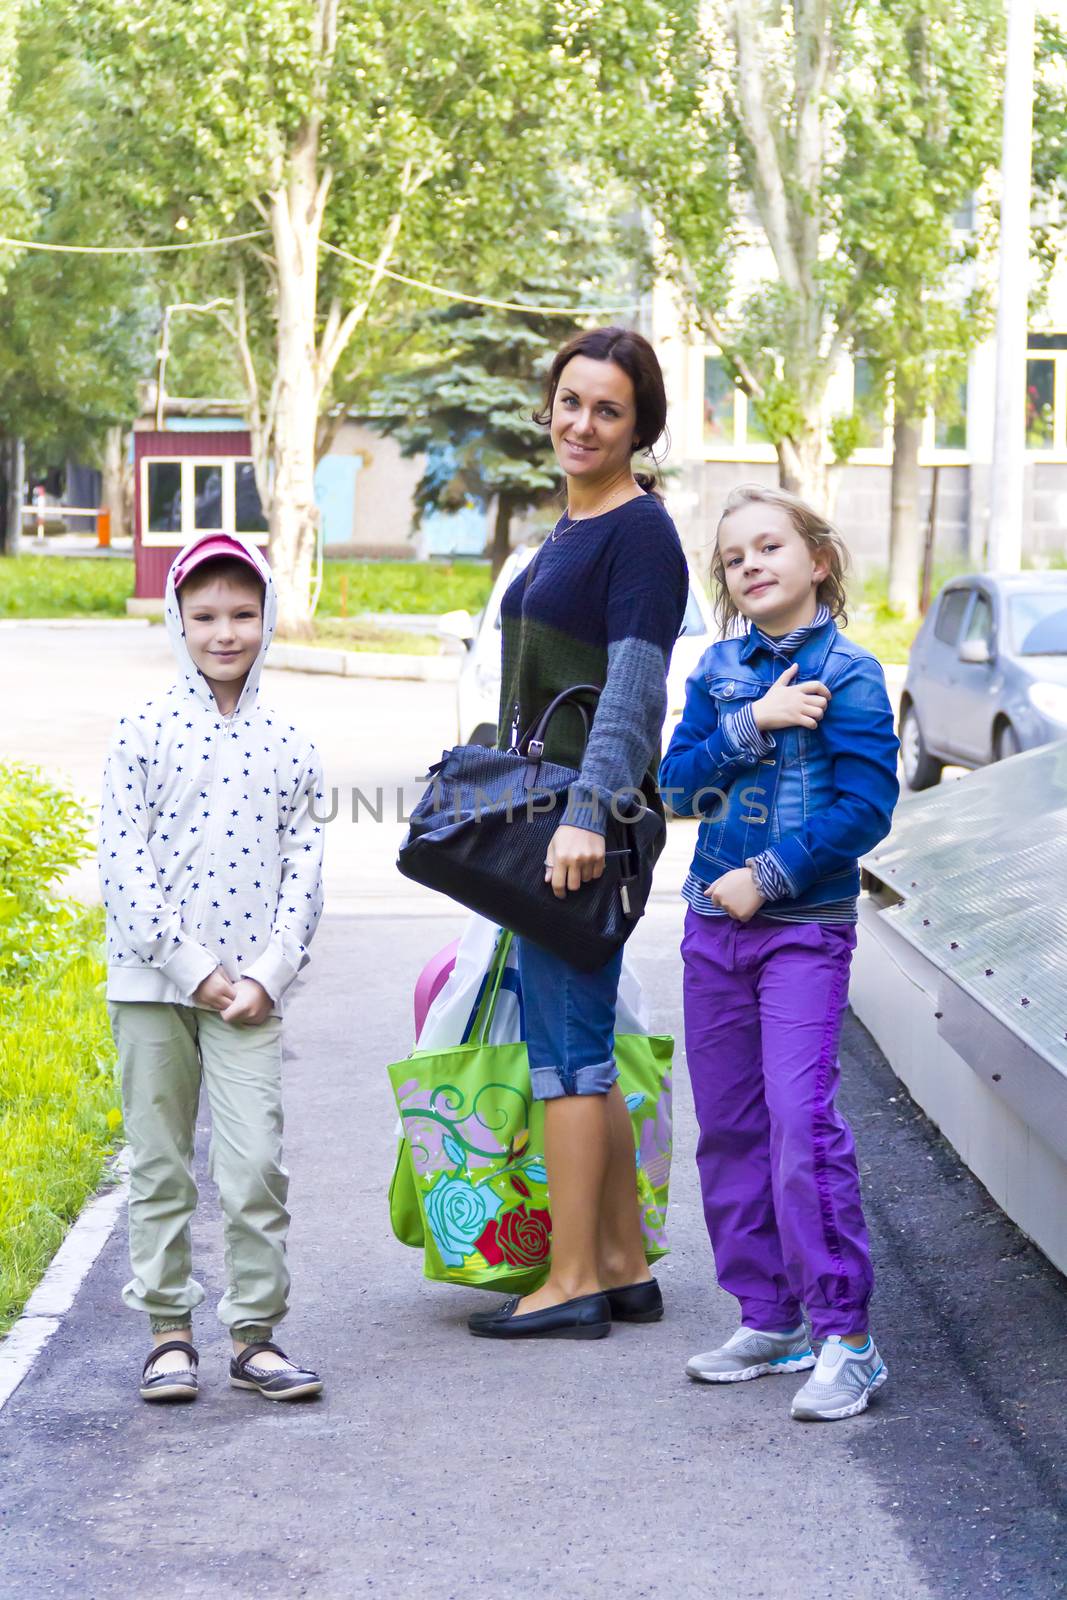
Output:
[368, 293, 584, 575]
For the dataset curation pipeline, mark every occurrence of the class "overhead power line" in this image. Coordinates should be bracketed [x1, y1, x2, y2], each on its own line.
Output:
[0, 231, 639, 318]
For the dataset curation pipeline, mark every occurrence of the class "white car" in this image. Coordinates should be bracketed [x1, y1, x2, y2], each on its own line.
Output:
[439, 544, 719, 747]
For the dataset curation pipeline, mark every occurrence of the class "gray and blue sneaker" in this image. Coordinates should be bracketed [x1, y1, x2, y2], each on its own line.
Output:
[790, 1335, 888, 1421]
[686, 1324, 816, 1384]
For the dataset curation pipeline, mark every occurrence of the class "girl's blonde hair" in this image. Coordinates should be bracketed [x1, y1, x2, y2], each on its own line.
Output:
[711, 483, 850, 634]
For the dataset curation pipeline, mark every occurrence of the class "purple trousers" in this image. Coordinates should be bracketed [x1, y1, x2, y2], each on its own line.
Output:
[681, 909, 874, 1339]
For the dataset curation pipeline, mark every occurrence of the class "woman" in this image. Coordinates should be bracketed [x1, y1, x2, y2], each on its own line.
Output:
[468, 326, 688, 1341]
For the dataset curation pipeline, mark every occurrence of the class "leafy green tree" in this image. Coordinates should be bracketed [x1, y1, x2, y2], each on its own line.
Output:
[1032, 17, 1067, 295]
[837, 0, 1001, 617]
[0, 3, 153, 555]
[571, 0, 1006, 523]
[61, 0, 577, 634]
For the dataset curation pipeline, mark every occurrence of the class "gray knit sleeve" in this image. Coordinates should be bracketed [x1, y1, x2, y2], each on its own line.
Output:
[562, 636, 668, 834]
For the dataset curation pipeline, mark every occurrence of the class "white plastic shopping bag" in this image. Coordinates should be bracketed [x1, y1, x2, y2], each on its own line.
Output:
[416, 912, 652, 1053]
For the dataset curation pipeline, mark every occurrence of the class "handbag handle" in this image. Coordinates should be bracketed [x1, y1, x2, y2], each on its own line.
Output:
[519, 684, 602, 783]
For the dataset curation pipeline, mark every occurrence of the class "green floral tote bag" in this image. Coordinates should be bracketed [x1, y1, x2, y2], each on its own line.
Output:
[387, 933, 673, 1295]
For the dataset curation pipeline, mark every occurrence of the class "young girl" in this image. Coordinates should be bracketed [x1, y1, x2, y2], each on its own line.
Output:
[659, 484, 899, 1421]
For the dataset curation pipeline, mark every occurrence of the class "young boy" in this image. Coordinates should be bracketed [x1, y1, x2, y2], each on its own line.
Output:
[100, 531, 325, 1402]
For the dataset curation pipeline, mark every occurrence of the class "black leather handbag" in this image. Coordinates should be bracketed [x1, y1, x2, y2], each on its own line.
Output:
[397, 685, 666, 972]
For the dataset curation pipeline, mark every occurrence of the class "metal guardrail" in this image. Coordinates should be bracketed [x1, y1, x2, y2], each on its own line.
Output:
[19, 506, 111, 545]
[863, 740, 1067, 1077]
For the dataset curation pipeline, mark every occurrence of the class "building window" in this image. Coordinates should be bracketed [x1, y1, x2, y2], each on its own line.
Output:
[1021, 334, 1067, 454]
[934, 379, 968, 450]
[952, 193, 977, 231]
[852, 357, 887, 449]
[703, 357, 736, 446]
[743, 395, 770, 445]
[1025, 358, 1056, 449]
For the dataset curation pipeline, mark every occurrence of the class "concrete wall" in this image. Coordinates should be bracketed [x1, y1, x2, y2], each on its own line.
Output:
[329, 421, 424, 559]
[669, 459, 987, 580]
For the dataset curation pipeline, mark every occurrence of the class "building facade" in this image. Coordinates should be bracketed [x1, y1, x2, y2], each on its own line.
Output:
[652, 273, 1067, 577]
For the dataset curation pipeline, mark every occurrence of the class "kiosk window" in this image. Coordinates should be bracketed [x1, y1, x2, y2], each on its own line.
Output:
[235, 462, 268, 533]
[147, 463, 182, 533]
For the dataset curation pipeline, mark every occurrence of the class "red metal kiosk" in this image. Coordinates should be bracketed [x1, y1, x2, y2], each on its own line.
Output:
[132, 423, 268, 602]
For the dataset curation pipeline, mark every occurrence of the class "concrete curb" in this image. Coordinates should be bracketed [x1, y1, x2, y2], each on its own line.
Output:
[0, 617, 151, 629]
[266, 643, 460, 681]
[2, 614, 461, 680]
[0, 1151, 130, 1412]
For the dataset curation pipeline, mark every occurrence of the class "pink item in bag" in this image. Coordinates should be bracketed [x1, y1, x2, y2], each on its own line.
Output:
[413, 939, 461, 1041]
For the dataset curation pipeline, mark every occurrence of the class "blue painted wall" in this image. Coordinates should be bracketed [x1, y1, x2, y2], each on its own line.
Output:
[314, 456, 361, 546]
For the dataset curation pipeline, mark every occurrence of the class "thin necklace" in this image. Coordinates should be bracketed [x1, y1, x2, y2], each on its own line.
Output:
[551, 482, 637, 541]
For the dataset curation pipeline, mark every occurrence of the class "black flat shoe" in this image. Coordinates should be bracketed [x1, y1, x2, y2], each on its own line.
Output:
[468, 1292, 612, 1341]
[229, 1341, 323, 1400]
[605, 1278, 664, 1323]
[140, 1339, 199, 1402]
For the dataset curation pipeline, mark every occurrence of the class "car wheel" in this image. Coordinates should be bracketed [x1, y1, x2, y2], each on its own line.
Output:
[900, 704, 942, 791]
[993, 721, 1021, 762]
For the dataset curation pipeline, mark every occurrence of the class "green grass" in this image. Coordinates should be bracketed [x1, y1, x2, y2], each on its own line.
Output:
[0, 764, 122, 1333]
[0, 918, 122, 1333]
[841, 560, 974, 664]
[0, 556, 134, 617]
[277, 619, 442, 655]
[842, 605, 921, 664]
[317, 558, 490, 617]
[0, 554, 492, 621]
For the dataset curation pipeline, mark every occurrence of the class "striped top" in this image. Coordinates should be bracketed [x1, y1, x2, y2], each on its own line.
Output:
[683, 605, 857, 925]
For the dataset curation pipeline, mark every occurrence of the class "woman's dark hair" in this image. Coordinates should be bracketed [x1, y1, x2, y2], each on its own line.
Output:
[534, 325, 668, 493]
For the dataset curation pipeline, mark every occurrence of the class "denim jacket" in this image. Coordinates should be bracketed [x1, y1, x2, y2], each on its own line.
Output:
[658, 618, 899, 912]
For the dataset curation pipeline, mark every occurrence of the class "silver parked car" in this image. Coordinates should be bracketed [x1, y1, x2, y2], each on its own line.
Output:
[899, 571, 1067, 789]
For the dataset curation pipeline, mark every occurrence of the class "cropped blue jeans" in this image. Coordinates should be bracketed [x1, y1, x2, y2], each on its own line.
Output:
[516, 938, 624, 1101]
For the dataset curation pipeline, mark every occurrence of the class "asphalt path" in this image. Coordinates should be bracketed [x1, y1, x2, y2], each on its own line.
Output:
[0, 625, 1064, 1597]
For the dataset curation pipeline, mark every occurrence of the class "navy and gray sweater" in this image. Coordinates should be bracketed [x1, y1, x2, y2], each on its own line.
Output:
[497, 493, 688, 834]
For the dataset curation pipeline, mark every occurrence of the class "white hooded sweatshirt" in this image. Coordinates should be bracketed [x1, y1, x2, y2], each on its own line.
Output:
[99, 532, 324, 1014]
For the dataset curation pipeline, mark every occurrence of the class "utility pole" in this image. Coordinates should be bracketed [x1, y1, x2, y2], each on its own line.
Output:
[988, 0, 1036, 572]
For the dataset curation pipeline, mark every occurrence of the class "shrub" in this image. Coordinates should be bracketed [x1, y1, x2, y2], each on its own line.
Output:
[0, 926, 121, 1331]
[0, 764, 95, 986]
[0, 765, 121, 1333]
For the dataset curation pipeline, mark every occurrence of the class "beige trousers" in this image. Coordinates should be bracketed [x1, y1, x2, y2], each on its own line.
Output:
[109, 1002, 290, 1335]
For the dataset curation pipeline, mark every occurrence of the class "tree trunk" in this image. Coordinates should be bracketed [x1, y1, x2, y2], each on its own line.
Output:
[101, 425, 129, 541]
[269, 383, 320, 639]
[777, 431, 830, 512]
[0, 436, 24, 557]
[488, 493, 514, 578]
[888, 406, 923, 619]
[269, 126, 326, 641]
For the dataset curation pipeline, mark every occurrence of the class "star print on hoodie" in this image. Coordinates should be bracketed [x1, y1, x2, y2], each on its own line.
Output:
[98, 531, 324, 1015]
